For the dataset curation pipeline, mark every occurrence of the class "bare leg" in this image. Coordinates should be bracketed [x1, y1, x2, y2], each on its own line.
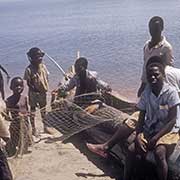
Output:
[30, 107, 37, 136]
[87, 124, 133, 157]
[154, 145, 168, 180]
[124, 142, 136, 180]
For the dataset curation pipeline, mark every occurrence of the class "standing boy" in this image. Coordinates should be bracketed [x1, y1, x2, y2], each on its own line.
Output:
[24, 47, 49, 136]
[138, 16, 174, 97]
[6, 77, 31, 156]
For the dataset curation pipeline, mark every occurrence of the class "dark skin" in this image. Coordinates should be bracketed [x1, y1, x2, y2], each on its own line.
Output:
[133, 66, 177, 180]
[137, 19, 163, 97]
[27, 50, 43, 93]
[7, 78, 28, 114]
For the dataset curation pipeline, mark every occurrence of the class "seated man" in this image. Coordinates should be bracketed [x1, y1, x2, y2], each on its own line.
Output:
[55, 57, 111, 106]
[87, 56, 180, 159]
[124, 59, 180, 180]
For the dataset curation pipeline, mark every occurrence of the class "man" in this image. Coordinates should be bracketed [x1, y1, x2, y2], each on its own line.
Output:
[124, 59, 180, 180]
[138, 16, 174, 97]
[58, 57, 111, 104]
[87, 56, 180, 160]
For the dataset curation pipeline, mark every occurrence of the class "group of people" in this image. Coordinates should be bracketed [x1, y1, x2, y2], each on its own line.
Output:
[0, 43, 111, 179]
[87, 16, 180, 180]
[0, 15, 180, 180]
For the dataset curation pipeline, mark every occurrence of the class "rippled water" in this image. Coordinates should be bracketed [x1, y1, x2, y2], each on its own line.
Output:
[1, 0, 180, 101]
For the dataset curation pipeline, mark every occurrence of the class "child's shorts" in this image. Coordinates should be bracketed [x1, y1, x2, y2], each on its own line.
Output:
[29, 91, 47, 109]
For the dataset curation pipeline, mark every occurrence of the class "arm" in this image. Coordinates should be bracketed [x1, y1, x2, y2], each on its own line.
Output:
[150, 105, 177, 142]
[164, 45, 174, 66]
[135, 110, 146, 134]
[97, 79, 111, 92]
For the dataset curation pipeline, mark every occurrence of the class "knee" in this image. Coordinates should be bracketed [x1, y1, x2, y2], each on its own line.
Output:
[128, 142, 136, 154]
[154, 146, 166, 161]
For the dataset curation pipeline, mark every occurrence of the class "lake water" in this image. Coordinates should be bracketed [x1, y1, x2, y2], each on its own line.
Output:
[1, 0, 180, 101]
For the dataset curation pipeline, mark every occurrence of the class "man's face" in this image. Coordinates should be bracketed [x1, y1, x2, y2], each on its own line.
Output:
[147, 65, 164, 87]
[149, 22, 162, 39]
[12, 79, 24, 94]
[75, 63, 85, 75]
[31, 50, 43, 65]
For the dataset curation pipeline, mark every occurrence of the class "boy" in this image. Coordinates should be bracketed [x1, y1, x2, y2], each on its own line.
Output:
[24, 47, 49, 136]
[6, 77, 31, 156]
[124, 60, 180, 180]
[0, 65, 10, 100]
[138, 16, 174, 97]
[58, 57, 111, 101]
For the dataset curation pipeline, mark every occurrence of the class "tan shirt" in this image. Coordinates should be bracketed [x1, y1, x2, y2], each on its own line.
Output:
[24, 63, 49, 93]
[141, 36, 174, 82]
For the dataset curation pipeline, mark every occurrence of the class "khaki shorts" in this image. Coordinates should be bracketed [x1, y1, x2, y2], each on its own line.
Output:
[157, 132, 179, 146]
[29, 91, 47, 109]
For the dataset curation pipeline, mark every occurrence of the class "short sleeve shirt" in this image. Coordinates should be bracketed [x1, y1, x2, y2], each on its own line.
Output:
[137, 83, 180, 137]
[141, 36, 174, 83]
[24, 63, 49, 93]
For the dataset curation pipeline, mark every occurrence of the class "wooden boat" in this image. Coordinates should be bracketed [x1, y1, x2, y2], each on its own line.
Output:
[46, 90, 180, 180]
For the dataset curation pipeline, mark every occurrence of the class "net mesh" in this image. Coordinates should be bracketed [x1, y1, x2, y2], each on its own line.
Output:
[0, 92, 135, 159]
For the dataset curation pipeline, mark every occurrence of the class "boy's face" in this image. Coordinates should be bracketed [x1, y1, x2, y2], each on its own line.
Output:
[12, 79, 24, 94]
[31, 50, 43, 66]
[147, 65, 164, 88]
[75, 63, 86, 75]
[149, 22, 162, 39]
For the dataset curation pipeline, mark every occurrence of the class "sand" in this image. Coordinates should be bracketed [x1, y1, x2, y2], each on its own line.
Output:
[8, 127, 122, 180]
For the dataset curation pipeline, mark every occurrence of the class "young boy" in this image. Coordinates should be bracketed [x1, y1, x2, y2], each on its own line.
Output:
[58, 57, 111, 103]
[6, 77, 31, 156]
[138, 16, 174, 97]
[124, 60, 180, 180]
[24, 47, 49, 136]
[0, 65, 10, 100]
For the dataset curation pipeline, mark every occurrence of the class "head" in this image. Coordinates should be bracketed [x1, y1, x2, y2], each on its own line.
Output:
[149, 16, 164, 39]
[27, 47, 44, 66]
[74, 57, 88, 75]
[10, 77, 24, 94]
[146, 57, 165, 88]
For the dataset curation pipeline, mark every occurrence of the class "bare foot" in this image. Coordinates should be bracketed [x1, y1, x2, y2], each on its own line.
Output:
[86, 143, 108, 158]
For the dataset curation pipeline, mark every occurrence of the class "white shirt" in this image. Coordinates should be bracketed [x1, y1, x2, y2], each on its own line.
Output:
[165, 66, 180, 93]
[141, 36, 174, 82]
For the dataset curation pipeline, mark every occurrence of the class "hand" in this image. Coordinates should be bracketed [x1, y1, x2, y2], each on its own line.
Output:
[106, 85, 112, 92]
[148, 135, 158, 150]
[135, 133, 147, 153]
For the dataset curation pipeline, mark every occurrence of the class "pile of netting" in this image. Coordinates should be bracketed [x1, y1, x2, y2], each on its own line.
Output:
[0, 92, 134, 159]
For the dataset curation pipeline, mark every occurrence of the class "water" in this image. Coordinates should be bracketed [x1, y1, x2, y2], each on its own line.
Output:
[1, 0, 180, 101]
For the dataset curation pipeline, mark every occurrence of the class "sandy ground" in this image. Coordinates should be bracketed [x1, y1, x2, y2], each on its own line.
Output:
[8, 124, 122, 180]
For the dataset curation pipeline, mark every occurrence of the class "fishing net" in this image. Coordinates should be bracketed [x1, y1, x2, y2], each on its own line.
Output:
[0, 92, 135, 159]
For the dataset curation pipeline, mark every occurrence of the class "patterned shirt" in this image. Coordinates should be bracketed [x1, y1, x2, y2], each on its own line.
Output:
[137, 83, 180, 137]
